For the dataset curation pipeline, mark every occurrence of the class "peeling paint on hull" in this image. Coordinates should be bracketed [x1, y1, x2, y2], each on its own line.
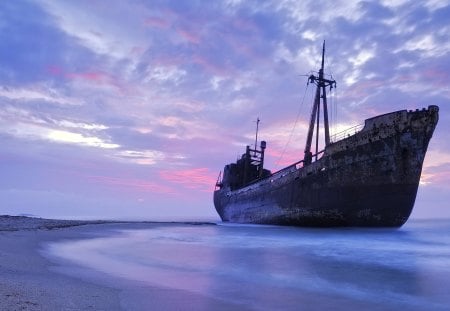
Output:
[214, 106, 439, 227]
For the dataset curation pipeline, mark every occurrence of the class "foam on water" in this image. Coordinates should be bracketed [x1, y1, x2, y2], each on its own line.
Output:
[45, 220, 450, 310]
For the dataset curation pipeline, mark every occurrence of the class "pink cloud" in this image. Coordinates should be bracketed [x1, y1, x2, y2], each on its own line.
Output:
[177, 28, 201, 44]
[421, 163, 450, 187]
[70, 71, 131, 94]
[265, 147, 304, 171]
[47, 65, 63, 75]
[343, 79, 384, 100]
[228, 39, 255, 59]
[86, 175, 175, 195]
[66, 71, 108, 82]
[423, 68, 450, 87]
[226, 18, 264, 59]
[143, 16, 171, 29]
[46, 65, 108, 82]
[192, 55, 231, 76]
[45, 65, 129, 94]
[159, 167, 217, 192]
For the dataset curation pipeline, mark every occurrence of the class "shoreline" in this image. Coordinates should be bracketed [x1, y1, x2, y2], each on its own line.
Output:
[0, 220, 122, 310]
[0, 215, 116, 231]
[0, 215, 217, 231]
[0, 216, 240, 311]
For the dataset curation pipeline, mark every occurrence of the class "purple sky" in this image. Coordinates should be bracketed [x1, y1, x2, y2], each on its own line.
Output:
[1, 0, 449, 220]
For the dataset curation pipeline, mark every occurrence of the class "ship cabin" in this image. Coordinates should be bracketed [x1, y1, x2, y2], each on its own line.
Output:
[217, 141, 271, 191]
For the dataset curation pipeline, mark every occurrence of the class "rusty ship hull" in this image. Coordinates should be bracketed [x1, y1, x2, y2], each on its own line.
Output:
[214, 106, 439, 227]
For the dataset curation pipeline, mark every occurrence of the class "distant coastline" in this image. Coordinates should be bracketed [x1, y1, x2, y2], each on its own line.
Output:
[0, 215, 114, 231]
[0, 215, 216, 231]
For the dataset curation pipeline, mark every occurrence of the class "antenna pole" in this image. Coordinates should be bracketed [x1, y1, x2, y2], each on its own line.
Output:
[254, 117, 260, 155]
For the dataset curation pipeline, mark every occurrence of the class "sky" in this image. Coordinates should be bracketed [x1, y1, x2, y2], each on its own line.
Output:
[1, 0, 449, 220]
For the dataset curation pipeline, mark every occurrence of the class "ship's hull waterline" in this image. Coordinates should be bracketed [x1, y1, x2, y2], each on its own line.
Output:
[214, 106, 439, 227]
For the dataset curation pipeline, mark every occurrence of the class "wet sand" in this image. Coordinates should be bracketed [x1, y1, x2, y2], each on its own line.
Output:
[0, 216, 121, 310]
[0, 216, 241, 311]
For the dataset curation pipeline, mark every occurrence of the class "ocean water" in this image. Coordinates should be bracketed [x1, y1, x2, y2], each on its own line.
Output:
[46, 220, 450, 310]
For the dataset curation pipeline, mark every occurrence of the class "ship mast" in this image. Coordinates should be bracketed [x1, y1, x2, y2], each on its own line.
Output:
[303, 41, 336, 165]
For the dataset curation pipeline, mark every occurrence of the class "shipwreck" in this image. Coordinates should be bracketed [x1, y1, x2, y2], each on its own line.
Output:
[213, 42, 439, 227]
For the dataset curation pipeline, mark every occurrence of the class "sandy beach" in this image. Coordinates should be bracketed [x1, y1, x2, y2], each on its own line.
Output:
[0, 216, 120, 310]
[0, 216, 242, 311]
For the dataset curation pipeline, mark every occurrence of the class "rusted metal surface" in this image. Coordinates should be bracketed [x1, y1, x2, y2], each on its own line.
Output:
[213, 106, 439, 227]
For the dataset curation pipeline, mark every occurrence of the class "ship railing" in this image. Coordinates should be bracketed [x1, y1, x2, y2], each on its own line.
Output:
[330, 123, 364, 143]
[239, 149, 326, 189]
[271, 161, 301, 178]
[266, 150, 325, 180]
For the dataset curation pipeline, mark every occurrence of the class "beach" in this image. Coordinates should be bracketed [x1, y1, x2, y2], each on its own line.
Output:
[1, 216, 449, 310]
[0, 216, 243, 311]
[0, 216, 119, 310]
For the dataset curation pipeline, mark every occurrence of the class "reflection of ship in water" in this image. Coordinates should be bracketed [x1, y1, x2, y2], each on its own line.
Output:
[214, 42, 439, 227]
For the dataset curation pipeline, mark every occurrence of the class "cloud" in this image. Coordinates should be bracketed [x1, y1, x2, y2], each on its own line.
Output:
[55, 120, 108, 130]
[160, 168, 217, 192]
[85, 175, 174, 194]
[422, 148, 450, 183]
[47, 130, 119, 149]
[116, 150, 165, 165]
[143, 16, 171, 29]
[0, 85, 82, 106]
[1, 0, 449, 219]
[144, 66, 187, 84]
[176, 28, 201, 44]
[38, 1, 150, 61]
[0, 92, 119, 151]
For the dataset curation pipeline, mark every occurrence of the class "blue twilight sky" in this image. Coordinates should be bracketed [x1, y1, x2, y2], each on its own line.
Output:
[0, 0, 449, 220]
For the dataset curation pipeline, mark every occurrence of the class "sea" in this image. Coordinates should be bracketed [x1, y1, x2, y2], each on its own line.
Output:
[45, 219, 450, 310]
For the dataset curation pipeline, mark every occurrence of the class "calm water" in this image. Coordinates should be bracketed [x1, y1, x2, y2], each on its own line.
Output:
[46, 219, 450, 310]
